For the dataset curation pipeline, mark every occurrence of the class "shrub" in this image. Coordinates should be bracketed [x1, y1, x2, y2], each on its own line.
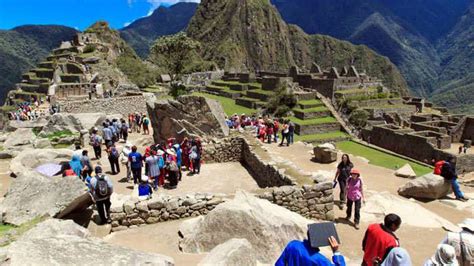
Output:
[83, 44, 96, 54]
[266, 80, 297, 117]
[349, 109, 370, 128]
[169, 82, 189, 98]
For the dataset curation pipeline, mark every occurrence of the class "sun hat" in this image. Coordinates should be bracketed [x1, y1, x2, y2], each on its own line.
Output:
[430, 244, 458, 266]
[141, 175, 149, 182]
[350, 169, 360, 176]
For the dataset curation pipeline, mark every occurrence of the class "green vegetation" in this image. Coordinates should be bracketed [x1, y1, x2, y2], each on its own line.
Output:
[294, 131, 349, 142]
[297, 99, 322, 106]
[192, 92, 254, 116]
[53, 143, 72, 149]
[82, 44, 96, 53]
[288, 116, 337, 126]
[349, 109, 370, 128]
[44, 129, 77, 140]
[0, 216, 45, 247]
[116, 54, 159, 88]
[266, 80, 297, 117]
[336, 141, 432, 176]
[293, 106, 328, 113]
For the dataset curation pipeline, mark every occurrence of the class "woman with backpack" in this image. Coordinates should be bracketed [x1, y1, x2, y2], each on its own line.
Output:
[107, 144, 120, 175]
[166, 148, 179, 189]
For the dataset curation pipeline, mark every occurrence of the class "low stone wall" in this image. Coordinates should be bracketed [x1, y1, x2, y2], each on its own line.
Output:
[294, 110, 332, 120]
[110, 193, 225, 232]
[260, 183, 334, 220]
[59, 95, 149, 116]
[202, 137, 244, 163]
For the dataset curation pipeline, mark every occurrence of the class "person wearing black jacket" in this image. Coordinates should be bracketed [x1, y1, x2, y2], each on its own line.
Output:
[441, 155, 468, 202]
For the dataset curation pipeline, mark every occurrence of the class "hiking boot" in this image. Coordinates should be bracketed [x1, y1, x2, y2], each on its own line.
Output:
[457, 197, 468, 202]
[355, 223, 360, 230]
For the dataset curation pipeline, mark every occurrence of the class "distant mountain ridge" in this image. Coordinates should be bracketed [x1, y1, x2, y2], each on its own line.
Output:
[0, 25, 78, 104]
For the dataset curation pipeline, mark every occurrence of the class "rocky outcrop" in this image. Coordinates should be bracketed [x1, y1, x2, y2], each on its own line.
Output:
[39, 112, 114, 135]
[198, 238, 259, 266]
[3, 128, 36, 150]
[397, 173, 452, 200]
[0, 219, 174, 265]
[178, 191, 311, 263]
[9, 148, 73, 176]
[147, 95, 229, 142]
[0, 172, 91, 226]
[313, 143, 337, 163]
[395, 164, 417, 178]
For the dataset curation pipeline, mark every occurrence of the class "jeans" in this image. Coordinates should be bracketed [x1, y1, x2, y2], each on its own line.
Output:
[280, 133, 288, 146]
[338, 177, 347, 203]
[131, 167, 141, 184]
[450, 178, 464, 198]
[108, 156, 120, 174]
[193, 159, 201, 174]
[96, 198, 111, 224]
[346, 199, 361, 224]
[288, 132, 294, 144]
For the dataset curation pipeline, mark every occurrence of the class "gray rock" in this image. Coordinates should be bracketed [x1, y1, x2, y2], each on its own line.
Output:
[124, 200, 136, 215]
[9, 148, 73, 177]
[165, 199, 180, 211]
[33, 138, 52, 149]
[148, 196, 166, 209]
[398, 173, 452, 200]
[179, 191, 311, 263]
[199, 238, 258, 266]
[0, 172, 91, 226]
[395, 164, 417, 179]
[136, 201, 149, 212]
[0, 219, 174, 265]
[3, 128, 36, 149]
[313, 144, 337, 163]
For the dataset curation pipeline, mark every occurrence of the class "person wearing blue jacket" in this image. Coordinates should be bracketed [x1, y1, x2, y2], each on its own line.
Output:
[173, 143, 183, 181]
[276, 236, 346, 266]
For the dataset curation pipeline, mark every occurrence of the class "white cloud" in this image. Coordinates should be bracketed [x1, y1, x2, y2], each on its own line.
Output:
[124, 22, 132, 27]
[145, 0, 201, 16]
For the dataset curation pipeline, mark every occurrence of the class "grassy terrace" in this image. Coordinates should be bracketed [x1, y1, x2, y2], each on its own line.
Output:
[336, 141, 432, 176]
[294, 131, 348, 142]
[335, 87, 377, 95]
[298, 99, 323, 105]
[213, 80, 262, 88]
[192, 92, 255, 116]
[288, 116, 337, 125]
[293, 106, 329, 113]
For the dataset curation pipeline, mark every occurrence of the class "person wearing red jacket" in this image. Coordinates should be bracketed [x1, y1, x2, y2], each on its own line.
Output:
[362, 213, 401, 266]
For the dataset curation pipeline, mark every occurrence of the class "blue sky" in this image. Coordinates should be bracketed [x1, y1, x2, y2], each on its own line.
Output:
[0, 0, 200, 30]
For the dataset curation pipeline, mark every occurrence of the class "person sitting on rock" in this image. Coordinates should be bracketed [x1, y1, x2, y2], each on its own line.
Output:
[90, 166, 113, 225]
[138, 175, 153, 201]
[440, 155, 468, 202]
[362, 213, 401, 266]
[62, 162, 76, 177]
[276, 231, 346, 266]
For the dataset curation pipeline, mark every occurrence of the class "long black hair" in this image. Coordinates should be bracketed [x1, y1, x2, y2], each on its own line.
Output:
[338, 153, 352, 167]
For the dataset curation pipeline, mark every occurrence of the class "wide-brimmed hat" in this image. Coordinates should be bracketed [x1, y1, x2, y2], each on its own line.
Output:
[166, 148, 176, 156]
[350, 169, 360, 176]
[141, 175, 149, 182]
[459, 218, 474, 232]
[430, 244, 458, 266]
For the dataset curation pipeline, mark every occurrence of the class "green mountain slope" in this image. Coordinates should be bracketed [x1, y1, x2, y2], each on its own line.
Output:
[0, 25, 77, 104]
[120, 2, 197, 58]
[186, 0, 408, 95]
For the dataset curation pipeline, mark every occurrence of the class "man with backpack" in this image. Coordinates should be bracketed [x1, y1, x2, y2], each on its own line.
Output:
[120, 119, 129, 142]
[90, 128, 103, 159]
[108, 144, 120, 175]
[90, 166, 113, 225]
[441, 155, 468, 202]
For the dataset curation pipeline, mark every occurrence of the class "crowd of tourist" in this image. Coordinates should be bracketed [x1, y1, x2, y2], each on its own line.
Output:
[225, 113, 296, 146]
[7, 100, 45, 121]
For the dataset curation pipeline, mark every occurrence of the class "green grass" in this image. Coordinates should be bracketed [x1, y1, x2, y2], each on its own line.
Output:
[336, 141, 432, 176]
[298, 99, 322, 105]
[288, 116, 337, 125]
[335, 87, 377, 95]
[53, 143, 72, 149]
[248, 89, 273, 95]
[294, 131, 349, 142]
[192, 92, 255, 116]
[0, 216, 45, 247]
[0, 145, 4, 151]
[45, 130, 77, 140]
[293, 106, 329, 113]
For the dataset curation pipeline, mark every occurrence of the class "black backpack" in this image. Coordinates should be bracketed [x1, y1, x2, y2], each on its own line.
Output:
[95, 175, 110, 198]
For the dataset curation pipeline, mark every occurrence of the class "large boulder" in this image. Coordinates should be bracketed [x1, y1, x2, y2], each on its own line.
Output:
[9, 148, 73, 176]
[313, 143, 337, 163]
[3, 128, 36, 150]
[0, 219, 174, 265]
[397, 173, 452, 200]
[198, 238, 259, 266]
[6, 118, 48, 132]
[178, 191, 311, 263]
[40, 113, 84, 135]
[147, 95, 229, 142]
[395, 164, 417, 178]
[0, 171, 92, 226]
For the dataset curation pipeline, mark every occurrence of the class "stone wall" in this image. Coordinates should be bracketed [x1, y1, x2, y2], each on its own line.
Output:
[59, 95, 149, 116]
[462, 117, 474, 142]
[295, 123, 341, 135]
[259, 183, 334, 220]
[110, 193, 225, 232]
[201, 137, 244, 163]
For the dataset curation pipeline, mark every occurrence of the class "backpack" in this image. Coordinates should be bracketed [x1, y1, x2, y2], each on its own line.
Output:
[168, 160, 178, 172]
[92, 135, 102, 147]
[95, 175, 110, 198]
[433, 160, 444, 175]
[121, 123, 128, 133]
[143, 118, 150, 126]
[110, 147, 119, 158]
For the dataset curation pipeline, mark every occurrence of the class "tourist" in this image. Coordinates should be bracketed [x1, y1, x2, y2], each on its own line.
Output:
[135, 112, 142, 133]
[128, 113, 135, 133]
[69, 154, 83, 178]
[345, 169, 364, 230]
[142, 114, 150, 135]
[107, 144, 120, 175]
[102, 123, 113, 148]
[166, 148, 179, 189]
[459, 145, 464, 155]
[110, 119, 118, 143]
[90, 166, 113, 225]
[376, 247, 412, 266]
[334, 154, 354, 209]
[280, 121, 290, 147]
[362, 213, 401, 266]
[120, 119, 129, 142]
[288, 120, 295, 145]
[73, 144, 83, 158]
[138, 175, 153, 200]
[274, 118, 280, 142]
[157, 149, 166, 187]
[266, 121, 274, 144]
[80, 150, 93, 179]
[90, 128, 103, 159]
[189, 140, 201, 175]
[433, 158, 445, 175]
[181, 138, 191, 171]
[258, 124, 267, 142]
[463, 142, 469, 154]
[173, 143, 183, 181]
[440, 155, 468, 202]
[146, 150, 161, 190]
[424, 244, 458, 266]
[62, 163, 76, 177]
[276, 232, 345, 265]
[121, 143, 132, 182]
[441, 218, 473, 266]
[128, 146, 143, 184]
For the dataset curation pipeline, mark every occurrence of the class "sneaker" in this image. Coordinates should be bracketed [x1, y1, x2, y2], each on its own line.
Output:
[457, 197, 468, 202]
[355, 223, 360, 230]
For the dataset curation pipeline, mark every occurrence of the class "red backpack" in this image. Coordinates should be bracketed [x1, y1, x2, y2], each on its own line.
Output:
[434, 160, 445, 175]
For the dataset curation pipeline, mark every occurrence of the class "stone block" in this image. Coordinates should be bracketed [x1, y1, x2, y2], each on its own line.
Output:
[148, 197, 165, 209]
[123, 201, 135, 215]
[129, 218, 145, 225]
[110, 213, 126, 221]
[136, 201, 149, 212]
[146, 217, 160, 224]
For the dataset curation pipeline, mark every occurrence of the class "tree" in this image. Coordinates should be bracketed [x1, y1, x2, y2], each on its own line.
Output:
[266, 79, 297, 117]
[349, 109, 370, 129]
[149, 32, 201, 80]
